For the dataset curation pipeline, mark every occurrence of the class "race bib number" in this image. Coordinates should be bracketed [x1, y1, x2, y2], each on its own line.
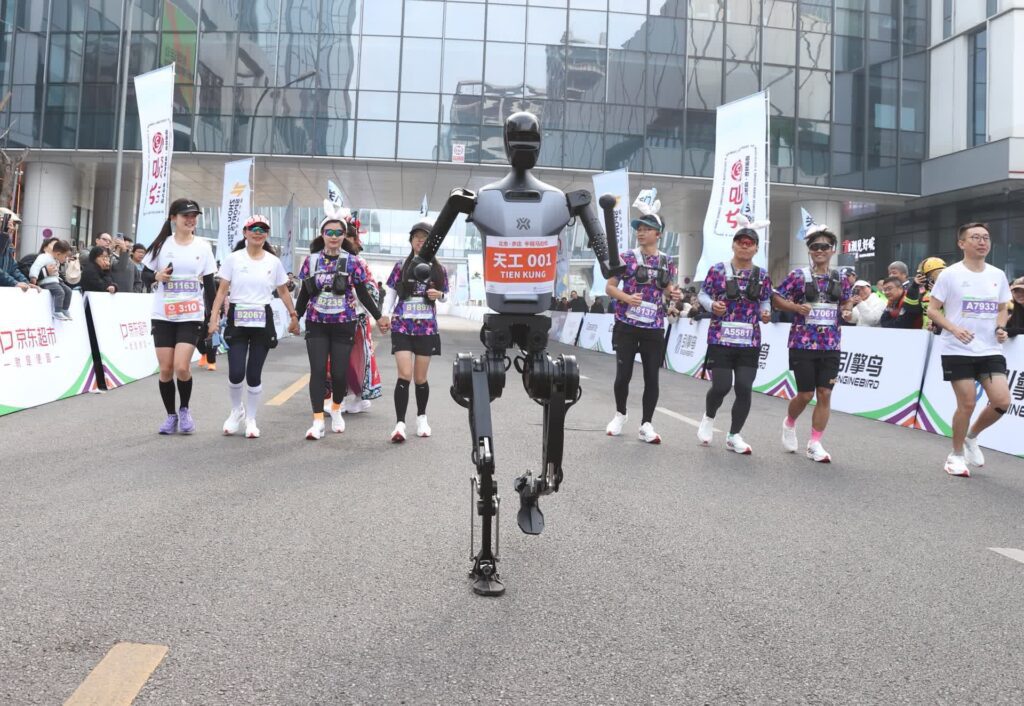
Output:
[720, 321, 754, 346]
[484, 235, 558, 295]
[163, 277, 202, 320]
[314, 292, 347, 315]
[962, 297, 998, 319]
[235, 304, 266, 328]
[626, 300, 658, 325]
[403, 301, 433, 320]
[806, 302, 838, 328]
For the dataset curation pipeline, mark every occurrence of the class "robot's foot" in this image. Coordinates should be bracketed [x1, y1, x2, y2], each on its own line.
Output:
[514, 472, 545, 535]
[470, 558, 505, 596]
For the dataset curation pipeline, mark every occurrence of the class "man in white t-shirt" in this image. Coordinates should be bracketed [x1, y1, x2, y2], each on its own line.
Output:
[927, 222, 1012, 478]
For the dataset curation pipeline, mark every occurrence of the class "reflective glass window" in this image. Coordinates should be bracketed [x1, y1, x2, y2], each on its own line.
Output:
[355, 121, 396, 158]
[564, 101, 603, 131]
[400, 92, 440, 122]
[612, 0, 647, 13]
[799, 69, 831, 121]
[440, 125, 479, 162]
[48, 33, 84, 84]
[236, 33, 279, 86]
[480, 126, 507, 163]
[684, 109, 715, 177]
[604, 104, 644, 133]
[527, 7, 567, 45]
[538, 129, 563, 168]
[763, 28, 795, 65]
[359, 36, 400, 90]
[724, 61, 759, 103]
[484, 42, 524, 89]
[646, 53, 685, 110]
[764, 0, 796, 29]
[725, 24, 759, 63]
[83, 31, 120, 82]
[836, 8, 864, 36]
[686, 58, 721, 111]
[645, 109, 684, 175]
[835, 36, 863, 71]
[277, 87, 323, 118]
[398, 122, 440, 160]
[445, 3, 484, 40]
[770, 116, 795, 183]
[688, 20, 722, 58]
[605, 133, 643, 171]
[487, 5, 525, 43]
[321, 89, 355, 119]
[442, 40, 483, 94]
[284, 0, 320, 32]
[315, 118, 354, 156]
[404, 0, 444, 38]
[198, 32, 238, 86]
[607, 13, 646, 51]
[443, 93, 482, 124]
[525, 44, 564, 100]
[726, 2, 757, 24]
[799, 32, 831, 70]
[762, 64, 795, 116]
[606, 50, 644, 105]
[563, 44, 606, 102]
[647, 16, 683, 54]
[278, 34, 319, 84]
[801, 4, 832, 32]
[564, 131, 603, 169]
[797, 120, 830, 185]
[321, 0, 361, 34]
[688, 1, 723, 21]
[236, 0, 281, 33]
[357, 91, 398, 120]
[129, 32, 160, 76]
[273, 117, 315, 155]
[568, 10, 606, 47]
[401, 38, 442, 92]
[532, 0, 567, 8]
[570, 0, 607, 10]
[318, 36, 359, 92]
[363, 0, 402, 35]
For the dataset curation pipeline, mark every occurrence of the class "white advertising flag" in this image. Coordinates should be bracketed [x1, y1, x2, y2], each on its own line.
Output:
[327, 180, 344, 208]
[134, 64, 175, 247]
[281, 193, 297, 271]
[590, 168, 630, 297]
[216, 158, 254, 258]
[695, 91, 769, 278]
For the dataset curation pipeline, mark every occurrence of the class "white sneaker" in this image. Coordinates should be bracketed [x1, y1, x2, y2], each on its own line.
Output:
[806, 440, 831, 463]
[330, 407, 345, 433]
[781, 419, 798, 453]
[944, 453, 970, 477]
[352, 399, 371, 414]
[727, 434, 752, 455]
[245, 419, 260, 439]
[416, 415, 431, 437]
[391, 421, 407, 443]
[222, 407, 245, 436]
[305, 419, 325, 440]
[963, 437, 985, 467]
[638, 422, 661, 444]
[606, 412, 628, 436]
[340, 393, 359, 413]
[697, 415, 714, 445]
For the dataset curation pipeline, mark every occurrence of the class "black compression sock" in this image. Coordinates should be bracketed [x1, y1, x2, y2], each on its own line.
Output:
[394, 379, 410, 423]
[159, 379, 176, 414]
[415, 382, 429, 416]
[176, 378, 193, 409]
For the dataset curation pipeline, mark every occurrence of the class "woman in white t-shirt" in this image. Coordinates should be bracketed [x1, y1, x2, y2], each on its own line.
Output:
[141, 198, 218, 435]
[208, 215, 299, 439]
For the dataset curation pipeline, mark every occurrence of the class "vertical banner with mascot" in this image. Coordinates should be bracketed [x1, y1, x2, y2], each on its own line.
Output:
[134, 64, 175, 247]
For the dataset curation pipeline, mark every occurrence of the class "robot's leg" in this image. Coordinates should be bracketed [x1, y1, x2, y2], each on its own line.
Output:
[452, 351, 506, 597]
[514, 350, 580, 535]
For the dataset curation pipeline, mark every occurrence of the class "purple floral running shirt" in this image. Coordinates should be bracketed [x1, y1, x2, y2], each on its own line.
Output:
[298, 251, 368, 324]
[386, 261, 449, 335]
[775, 268, 853, 351]
[612, 249, 678, 330]
[700, 262, 773, 348]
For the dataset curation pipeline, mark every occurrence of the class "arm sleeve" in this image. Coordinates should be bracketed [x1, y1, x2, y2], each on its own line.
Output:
[355, 282, 382, 320]
[203, 273, 216, 313]
[295, 285, 310, 319]
[142, 266, 156, 291]
[382, 286, 398, 316]
[697, 289, 715, 312]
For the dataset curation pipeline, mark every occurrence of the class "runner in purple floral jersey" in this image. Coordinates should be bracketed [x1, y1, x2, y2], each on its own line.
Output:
[696, 227, 773, 455]
[771, 226, 855, 463]
[382, 220, 449, 442]
[604, 211, 681, 444]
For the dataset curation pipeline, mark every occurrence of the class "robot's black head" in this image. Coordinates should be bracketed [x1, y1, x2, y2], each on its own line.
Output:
[504, 111, 541, 171]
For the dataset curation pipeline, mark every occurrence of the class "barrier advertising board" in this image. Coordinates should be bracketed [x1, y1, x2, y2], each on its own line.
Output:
[85, 292, 159, 387]
[664, 319, 710, 378]
[577, 313, 615, 354]
[0, 289, 93, 415]
[558, 312, 584, 346]
[752, 322, 796, 399]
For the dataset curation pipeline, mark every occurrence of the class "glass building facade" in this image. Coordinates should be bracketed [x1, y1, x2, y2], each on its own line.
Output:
[1, 0, 927, 194]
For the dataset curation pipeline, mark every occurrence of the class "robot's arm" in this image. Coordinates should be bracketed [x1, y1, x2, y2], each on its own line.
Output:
[566, 190, 624, 280]
[412, 188, 476, 283]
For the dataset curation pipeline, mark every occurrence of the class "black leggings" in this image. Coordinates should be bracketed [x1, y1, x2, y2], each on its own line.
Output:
[612, 324, 663, 425]
[227, 337, 270, 387]
[196, 332, 217, 363]
[305, 321, 355, 413]
[705, 366, 757, 435]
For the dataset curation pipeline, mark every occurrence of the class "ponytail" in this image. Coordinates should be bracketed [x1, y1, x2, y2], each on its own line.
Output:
[145, 218, 173, 259]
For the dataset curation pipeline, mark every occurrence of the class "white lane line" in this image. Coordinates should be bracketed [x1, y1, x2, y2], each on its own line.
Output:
[989, 548, 1024, 565]
[655, 406, 722, 432]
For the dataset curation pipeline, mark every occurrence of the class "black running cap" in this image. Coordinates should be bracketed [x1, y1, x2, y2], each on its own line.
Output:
[171, 200, 201, 215]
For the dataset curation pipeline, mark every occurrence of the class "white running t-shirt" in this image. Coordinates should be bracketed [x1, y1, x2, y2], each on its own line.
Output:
[930, 261, 1010, 357]
[142, 236, 218, 323]
[218, 249, 288, 306]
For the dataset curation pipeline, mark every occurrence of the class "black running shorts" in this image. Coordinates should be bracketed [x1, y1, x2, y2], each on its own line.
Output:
[705, 343, 759, 371]
[391, 331, 441, 356]
[940, 354, 1007, 382]
[788, 348, 841, 392]
[151, 319, 203, 349]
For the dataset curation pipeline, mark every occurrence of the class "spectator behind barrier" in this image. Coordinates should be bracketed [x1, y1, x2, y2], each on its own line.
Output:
[888, 260, 910, 289]
[568, 290, 589, 313]
[0, 222, 35, 290]
[1009, 277, 1024, 338]
[29, 239, 74, 320]
[879, 275, 923, 329]
[80, 246, 117, 293]
[110, 233, 141, 293]
[589, 298, 605, 314]
[843, 279, 885, 326]
[130, 243, 148, 292]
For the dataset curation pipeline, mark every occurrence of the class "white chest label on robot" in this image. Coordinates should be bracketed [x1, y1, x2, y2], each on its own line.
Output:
[484, 235, 558, 294]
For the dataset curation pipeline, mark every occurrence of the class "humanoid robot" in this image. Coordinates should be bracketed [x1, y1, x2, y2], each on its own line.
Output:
[410, 112, 623, 595]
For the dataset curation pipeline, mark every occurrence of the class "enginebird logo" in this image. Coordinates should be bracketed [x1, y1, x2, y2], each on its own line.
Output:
[230, 182, 246, 197]
[516, 218, 530, 231]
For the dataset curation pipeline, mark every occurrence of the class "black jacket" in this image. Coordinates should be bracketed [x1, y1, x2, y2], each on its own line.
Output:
[1007, 303, 1024, 338]
[80, 262, 117, 292]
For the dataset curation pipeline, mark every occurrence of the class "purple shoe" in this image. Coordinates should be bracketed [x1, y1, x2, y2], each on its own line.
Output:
[177, 407, 195, 434]
[158, 414, 178, 435]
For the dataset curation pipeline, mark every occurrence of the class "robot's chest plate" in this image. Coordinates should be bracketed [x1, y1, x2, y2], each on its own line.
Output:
[473, 190, 569, 296]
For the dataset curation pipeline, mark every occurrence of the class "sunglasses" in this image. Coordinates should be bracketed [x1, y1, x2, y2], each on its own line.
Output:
[248, 225, 269, 234]
[808, 242, 833, 252]
[735, 238, 756, 247]
[323, 229, 344, 237]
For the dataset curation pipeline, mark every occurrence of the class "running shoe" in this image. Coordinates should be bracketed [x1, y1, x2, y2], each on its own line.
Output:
[197, 354, 208, 368]
[416, 415, 431, 437]
[305, 419, 325, 440]
[245, 419, 260, 439]
[606, 412, 628, 436]
[158, 414, 178, 435]
[963, 437, 985, 467]
[177, 407, 196, 434]
[638, 422, 661, 444]
[781, 418, 798, 453]
[222, 407, 245, 436]
[944, 453, 970, 477]
[330, 407, 345, 433]
[206, 362, 217, 372]
[726, 434, 752, 455]
[391, 421, 407, 443]
[54, 312, 72, 322]
[806, 440, 831, 463]
[697, 415, 714, 445]
[342, 394, 371, 414]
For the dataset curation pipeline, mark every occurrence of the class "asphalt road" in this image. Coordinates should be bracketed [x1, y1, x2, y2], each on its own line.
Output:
[2, 316, 1023, 704]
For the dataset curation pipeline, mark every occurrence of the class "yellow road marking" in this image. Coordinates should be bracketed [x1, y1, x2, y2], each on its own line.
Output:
[267, 373, 310, 406]
[65, 642, 168, 706]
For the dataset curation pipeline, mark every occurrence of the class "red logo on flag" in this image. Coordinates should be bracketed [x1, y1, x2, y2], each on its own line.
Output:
[152, 132, 164, 154]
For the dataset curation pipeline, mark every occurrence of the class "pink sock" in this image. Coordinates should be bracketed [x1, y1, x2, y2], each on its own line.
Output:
[810, 429, 823, 444]
[784, 416, 797, 429]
